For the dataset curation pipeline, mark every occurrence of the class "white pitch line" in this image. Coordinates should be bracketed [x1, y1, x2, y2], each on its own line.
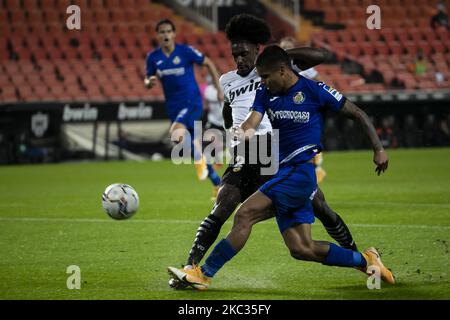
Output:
[0, 217, 449, 230]
[1, 200, 449, 209]
[331, 201, 450, 209]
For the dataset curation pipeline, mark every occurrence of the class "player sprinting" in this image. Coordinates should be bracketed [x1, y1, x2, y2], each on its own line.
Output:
[168, 14, 361, 289]
[280, 36, 327, 183]
[169, 45, 395, 290]
[145, 19, 222, 196]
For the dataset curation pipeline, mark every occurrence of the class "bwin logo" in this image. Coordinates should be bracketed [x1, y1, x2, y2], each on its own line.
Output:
[229, 80, 260, 103]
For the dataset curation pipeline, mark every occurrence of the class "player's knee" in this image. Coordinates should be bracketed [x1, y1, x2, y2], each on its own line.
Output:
[312, 190, 326, 216]
[232, 206, 256, 231]
[214, 185, 240, 215]
[288, 242, 315, 261]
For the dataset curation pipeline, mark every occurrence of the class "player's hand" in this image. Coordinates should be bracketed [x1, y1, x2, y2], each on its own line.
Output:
[373, 149, 388, 175]
[231, 125, 244, 141]
[144, 76, 157, 89]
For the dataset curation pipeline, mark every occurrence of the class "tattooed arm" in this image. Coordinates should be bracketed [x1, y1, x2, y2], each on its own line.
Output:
[340, 99, 388, 175]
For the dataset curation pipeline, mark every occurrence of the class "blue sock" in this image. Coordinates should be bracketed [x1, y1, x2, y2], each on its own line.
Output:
[323, 243, 367, 268]
[207, 164, 221, 186]
[201, 239, 237, 277]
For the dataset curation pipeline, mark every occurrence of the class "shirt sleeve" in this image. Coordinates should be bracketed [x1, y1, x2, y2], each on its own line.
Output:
[219, 75, 231, 104]
[300, 67, 318, 80]
[316, 82, 347, 112]
[250, 87, 266, 115]
[145, 53, 155, 77]
[185, 45, 205, 65]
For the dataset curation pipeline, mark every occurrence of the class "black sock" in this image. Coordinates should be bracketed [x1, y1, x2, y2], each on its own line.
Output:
[324, 214, 357, 251]
[187, 213, 224, 266]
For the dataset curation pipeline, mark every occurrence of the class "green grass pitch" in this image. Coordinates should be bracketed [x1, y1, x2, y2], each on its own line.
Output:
[0, 148, 449, 300]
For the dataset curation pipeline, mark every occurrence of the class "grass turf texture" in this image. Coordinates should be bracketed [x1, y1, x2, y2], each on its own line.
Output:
[0, 148, 449, 300]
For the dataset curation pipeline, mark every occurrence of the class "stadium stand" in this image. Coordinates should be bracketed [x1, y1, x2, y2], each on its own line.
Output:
[303, 0, 450, 92]
[0, 0, 235, 103]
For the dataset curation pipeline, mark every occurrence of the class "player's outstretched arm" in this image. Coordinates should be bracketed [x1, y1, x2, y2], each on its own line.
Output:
[286, 47, 329, 71]
[340, 100, 388, 176]
[232, 111, 263, 141]
[222, 102, 233, 129]
[203, 57, 224, 101]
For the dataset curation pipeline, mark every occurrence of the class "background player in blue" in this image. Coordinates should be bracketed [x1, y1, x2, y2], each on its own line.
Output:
[145, 19, 222, 195]
[169, 45, 395, 289]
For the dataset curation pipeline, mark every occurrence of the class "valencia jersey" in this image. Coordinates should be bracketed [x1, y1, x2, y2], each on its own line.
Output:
[220, 68, 272, 145]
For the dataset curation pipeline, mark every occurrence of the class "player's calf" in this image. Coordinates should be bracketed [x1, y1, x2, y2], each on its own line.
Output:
[186, 184, 241, 266]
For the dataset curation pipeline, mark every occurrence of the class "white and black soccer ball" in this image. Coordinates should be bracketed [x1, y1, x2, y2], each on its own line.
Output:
[102, 183, 139, 220]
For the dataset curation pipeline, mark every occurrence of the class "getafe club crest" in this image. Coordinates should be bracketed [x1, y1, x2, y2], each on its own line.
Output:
[173, 56, 181, 65]
[293, 91, 305, 104]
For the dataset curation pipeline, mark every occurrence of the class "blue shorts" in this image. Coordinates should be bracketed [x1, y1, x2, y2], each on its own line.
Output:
[168, 103, 203, 135]
[259, 163, 317, 233]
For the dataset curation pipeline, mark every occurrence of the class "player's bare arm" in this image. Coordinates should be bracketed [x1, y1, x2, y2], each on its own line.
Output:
[233, 111, 263, 140]
[286, 47, 329, 71]
[340, 99, 388, 175]
[222, 102, 233, 129]
[144, 75, 157, 89]
[203, 57, 224, 101]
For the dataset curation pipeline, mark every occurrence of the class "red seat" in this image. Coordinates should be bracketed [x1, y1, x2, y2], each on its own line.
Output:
[403, 41, 418, 55]
[417, 41, 432, 56]
[346, 42, 362, 57]
[373, 42, 389, 55]
[4, 0, 22, 9]
[105, 0, 122, 8]
[361, 42, 376, 55]
[388, 42, 403, 55]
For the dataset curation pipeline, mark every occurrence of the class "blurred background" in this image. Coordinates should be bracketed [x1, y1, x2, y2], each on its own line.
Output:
[0, 0, 449, 164]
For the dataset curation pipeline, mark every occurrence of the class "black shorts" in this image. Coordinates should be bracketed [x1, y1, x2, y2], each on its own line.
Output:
[221, 133, 273, 201]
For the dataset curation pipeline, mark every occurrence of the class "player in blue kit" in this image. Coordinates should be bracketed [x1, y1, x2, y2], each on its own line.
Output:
[168, 45, 396, 289]
[145, 19, 222, 194]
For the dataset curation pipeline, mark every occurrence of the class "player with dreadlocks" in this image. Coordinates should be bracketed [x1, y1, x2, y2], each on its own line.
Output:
[168, 14, 358, 289]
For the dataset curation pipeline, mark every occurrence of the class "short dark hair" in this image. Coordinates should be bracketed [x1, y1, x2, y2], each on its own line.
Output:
[255, 45, 291, 71]
[155, 19, 176, 32]
[225, 14, 271, 45]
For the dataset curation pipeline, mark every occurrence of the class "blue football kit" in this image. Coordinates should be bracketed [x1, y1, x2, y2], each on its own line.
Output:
[146, 44, 221, 187]
[146, 44, 205, 133]
[191, 76, 373, 279]
[251, 75, 347, 233]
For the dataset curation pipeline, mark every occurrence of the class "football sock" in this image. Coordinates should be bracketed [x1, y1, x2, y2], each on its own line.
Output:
[187, 213, 223, 266]
[323, 243, 367, 268]
[201, 239, 237, 277]
[323, 214, 357, 251]
[207, 164, 221, 186]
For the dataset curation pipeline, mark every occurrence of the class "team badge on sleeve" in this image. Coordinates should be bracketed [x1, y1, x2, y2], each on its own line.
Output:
[293, 91, 305, 104]
[320, 83, 343, 102]
[189, 46, 203, 57]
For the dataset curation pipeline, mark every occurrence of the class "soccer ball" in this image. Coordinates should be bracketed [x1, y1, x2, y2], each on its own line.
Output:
[102, 183, 139, 220]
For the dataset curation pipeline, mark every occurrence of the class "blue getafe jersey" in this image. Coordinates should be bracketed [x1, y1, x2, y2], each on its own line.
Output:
[252, 76, 346, 165]
[146, 44, 204, 110]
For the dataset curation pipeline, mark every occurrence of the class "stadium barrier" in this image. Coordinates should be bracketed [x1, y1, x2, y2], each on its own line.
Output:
[0, 101, 168, 164]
